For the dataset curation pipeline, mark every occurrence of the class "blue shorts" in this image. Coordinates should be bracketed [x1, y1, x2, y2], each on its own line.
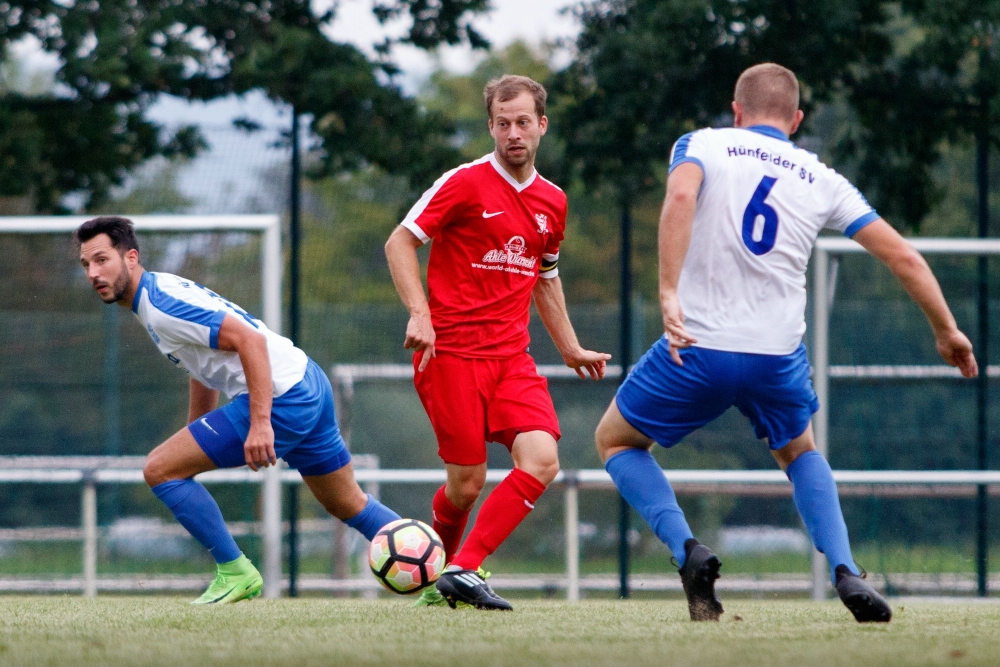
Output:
[188, 359, 351, 476]
[616, 339, 819, 450]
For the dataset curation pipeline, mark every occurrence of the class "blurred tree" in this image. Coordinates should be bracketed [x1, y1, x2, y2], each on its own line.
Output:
[555, 0, 893, 204]
[0, 0, 490, 212]
[842, 1, 1000, 229]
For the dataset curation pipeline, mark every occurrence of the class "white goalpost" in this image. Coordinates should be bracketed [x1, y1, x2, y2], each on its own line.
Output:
[0, 214, 285, 598]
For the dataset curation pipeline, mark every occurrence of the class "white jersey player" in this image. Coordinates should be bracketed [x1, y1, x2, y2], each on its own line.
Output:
[669, 124, 879, 354]
[593, 64, 977, 624]
[76, 216, 400, 605]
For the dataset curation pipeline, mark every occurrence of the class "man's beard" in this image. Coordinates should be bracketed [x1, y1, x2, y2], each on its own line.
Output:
[499, 143, 534, 166]
[97, 267, 131, 304]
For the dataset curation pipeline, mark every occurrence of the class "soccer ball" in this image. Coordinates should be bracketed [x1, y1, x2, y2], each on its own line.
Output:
[368, 518, 446, 594]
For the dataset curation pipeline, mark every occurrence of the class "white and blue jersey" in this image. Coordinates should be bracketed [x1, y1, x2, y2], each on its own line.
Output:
[131, 271, 349, 476]
[131, 271, 308, 399]
[669, 125, 878, 355]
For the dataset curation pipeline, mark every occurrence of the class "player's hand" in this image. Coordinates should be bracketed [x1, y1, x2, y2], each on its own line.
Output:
[661, 290, 696, 366]
[564, 348, 612, 381]
[936, 328, 978, 378]
[404, 311, 436, 372]
[244, 421, 277, 471]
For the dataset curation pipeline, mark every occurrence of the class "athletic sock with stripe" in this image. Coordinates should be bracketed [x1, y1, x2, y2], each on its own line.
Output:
[432, 485, 471, 562]
[449, 468, 546, 571]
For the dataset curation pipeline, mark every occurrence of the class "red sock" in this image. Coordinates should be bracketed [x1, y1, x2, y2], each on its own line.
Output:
[432, 485, 470, 562]
[450, 468, 547, 571]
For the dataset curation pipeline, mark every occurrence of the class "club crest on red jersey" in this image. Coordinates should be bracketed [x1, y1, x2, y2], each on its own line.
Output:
[534, 213, 549, 234]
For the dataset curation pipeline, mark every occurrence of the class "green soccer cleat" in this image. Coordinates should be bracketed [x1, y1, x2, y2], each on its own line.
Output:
[412, 586, 450, 607]
[191, 554, 263, 605]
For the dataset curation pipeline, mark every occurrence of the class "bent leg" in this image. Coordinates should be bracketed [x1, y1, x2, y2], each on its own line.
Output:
[432, 463, 486, 562]
[449, 431, 553, 571]
[144, 426, 241, 564]
[302, 463, 401, 541]
[597, 399, 695, 567]
[774, 424, 858, 582]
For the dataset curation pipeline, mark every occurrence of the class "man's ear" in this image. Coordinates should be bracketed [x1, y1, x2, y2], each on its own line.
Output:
[538, 115, 548, 136]
[731, 101, 743, 127]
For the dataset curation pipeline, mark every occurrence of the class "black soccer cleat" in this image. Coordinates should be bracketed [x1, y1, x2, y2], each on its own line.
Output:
[678, 538, 723, 621]
[436, 568, 513, 611]
[835, 564, 891, 623]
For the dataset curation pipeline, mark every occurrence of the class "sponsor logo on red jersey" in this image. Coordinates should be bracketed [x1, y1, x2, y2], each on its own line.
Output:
[481, 235, 538, 269]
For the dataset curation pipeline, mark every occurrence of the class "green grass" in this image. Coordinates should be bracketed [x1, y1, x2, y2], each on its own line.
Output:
[0, 597, 998, 666]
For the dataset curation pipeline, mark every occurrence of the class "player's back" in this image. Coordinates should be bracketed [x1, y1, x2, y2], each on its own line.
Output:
[672, 125, 878, 355]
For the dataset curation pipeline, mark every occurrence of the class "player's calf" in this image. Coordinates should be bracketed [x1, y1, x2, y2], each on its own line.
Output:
[678, 538, 723, 621]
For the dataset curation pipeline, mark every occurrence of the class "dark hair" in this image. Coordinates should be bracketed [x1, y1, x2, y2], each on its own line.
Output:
[484, 75, 547, 120]
[74, 216, 139, 253]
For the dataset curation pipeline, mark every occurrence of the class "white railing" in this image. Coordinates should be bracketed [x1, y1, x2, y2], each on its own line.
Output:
[3, 457, 1000, 600]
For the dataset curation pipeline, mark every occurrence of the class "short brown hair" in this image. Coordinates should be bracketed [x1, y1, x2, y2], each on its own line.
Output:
[484, 75, 547, 120]
[734, 63, 799, 122]
[74, 216, 139, 253]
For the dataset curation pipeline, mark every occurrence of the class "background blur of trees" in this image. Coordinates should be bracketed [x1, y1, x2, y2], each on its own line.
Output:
[1, 0, 1000, 573]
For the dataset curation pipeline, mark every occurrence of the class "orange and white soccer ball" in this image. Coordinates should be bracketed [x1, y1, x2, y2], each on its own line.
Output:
[368, 519, 446, 594]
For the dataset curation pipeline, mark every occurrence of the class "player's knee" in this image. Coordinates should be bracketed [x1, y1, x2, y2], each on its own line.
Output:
[450, 477, 485, 510]
[524, 456, 559, 486]
[594, 416, 616, 459]
[143, 453, 168, 488]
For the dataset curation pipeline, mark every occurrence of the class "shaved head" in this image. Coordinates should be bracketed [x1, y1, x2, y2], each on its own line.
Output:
[734, 63, 800, 122]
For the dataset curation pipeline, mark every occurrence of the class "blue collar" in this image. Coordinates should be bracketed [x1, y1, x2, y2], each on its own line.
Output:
[131, 271, 151, 313]
[746, 124, 792, 143]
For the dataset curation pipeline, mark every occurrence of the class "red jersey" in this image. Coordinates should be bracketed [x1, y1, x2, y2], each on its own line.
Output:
[401, 153, 566, 358]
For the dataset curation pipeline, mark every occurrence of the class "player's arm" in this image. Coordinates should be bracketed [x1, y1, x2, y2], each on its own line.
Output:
[852, 219, 978, 378]
[658, 162, 703, 365]
[216, 314, 276, 471]
[533, 276, 611, 380]
[187, 379, 219, 424]
[385, 226, 436, 372]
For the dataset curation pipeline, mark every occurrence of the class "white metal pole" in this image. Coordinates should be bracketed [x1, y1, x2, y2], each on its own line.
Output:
[82, 479, 97, 598]
[565, 474, 580, 603]
[261, 218, 283, 598]
[811, 247, 830, 600]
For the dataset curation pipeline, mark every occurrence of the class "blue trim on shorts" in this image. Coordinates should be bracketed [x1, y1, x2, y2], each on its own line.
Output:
[615, 339, 819, 450]
[188, 359, 351, 476]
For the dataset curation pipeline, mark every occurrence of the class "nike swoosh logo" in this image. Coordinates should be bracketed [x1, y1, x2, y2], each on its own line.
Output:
[209, 585, 238, 603]
[199, 418, 219, 436]
[482, 210, 504, 218]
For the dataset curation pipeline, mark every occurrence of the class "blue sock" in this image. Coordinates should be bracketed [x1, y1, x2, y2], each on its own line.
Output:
[786, 450, 858, 583]
[151, 479, 241, 565]
[605, 449, 694, 567]
[345, 495, 401, 541]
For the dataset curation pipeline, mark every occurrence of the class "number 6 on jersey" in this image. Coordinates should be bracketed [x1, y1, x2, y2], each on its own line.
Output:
[742, 176, 779, 255]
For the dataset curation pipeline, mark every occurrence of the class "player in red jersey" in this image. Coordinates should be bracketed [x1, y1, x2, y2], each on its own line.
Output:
[385, 75, 610, 610]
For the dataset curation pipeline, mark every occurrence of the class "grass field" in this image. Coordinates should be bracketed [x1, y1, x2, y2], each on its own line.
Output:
[0, 597, 998, 666]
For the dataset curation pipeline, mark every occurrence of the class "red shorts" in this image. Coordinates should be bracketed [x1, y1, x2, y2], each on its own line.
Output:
[413, 351, 561, 466]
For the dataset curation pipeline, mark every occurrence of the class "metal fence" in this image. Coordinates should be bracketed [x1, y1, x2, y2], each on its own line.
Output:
[4, 456, 1000, 600]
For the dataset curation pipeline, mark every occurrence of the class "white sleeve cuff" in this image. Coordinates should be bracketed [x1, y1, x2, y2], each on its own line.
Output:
[539, 268, 559, 279]
[400, 220, 430, 244]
